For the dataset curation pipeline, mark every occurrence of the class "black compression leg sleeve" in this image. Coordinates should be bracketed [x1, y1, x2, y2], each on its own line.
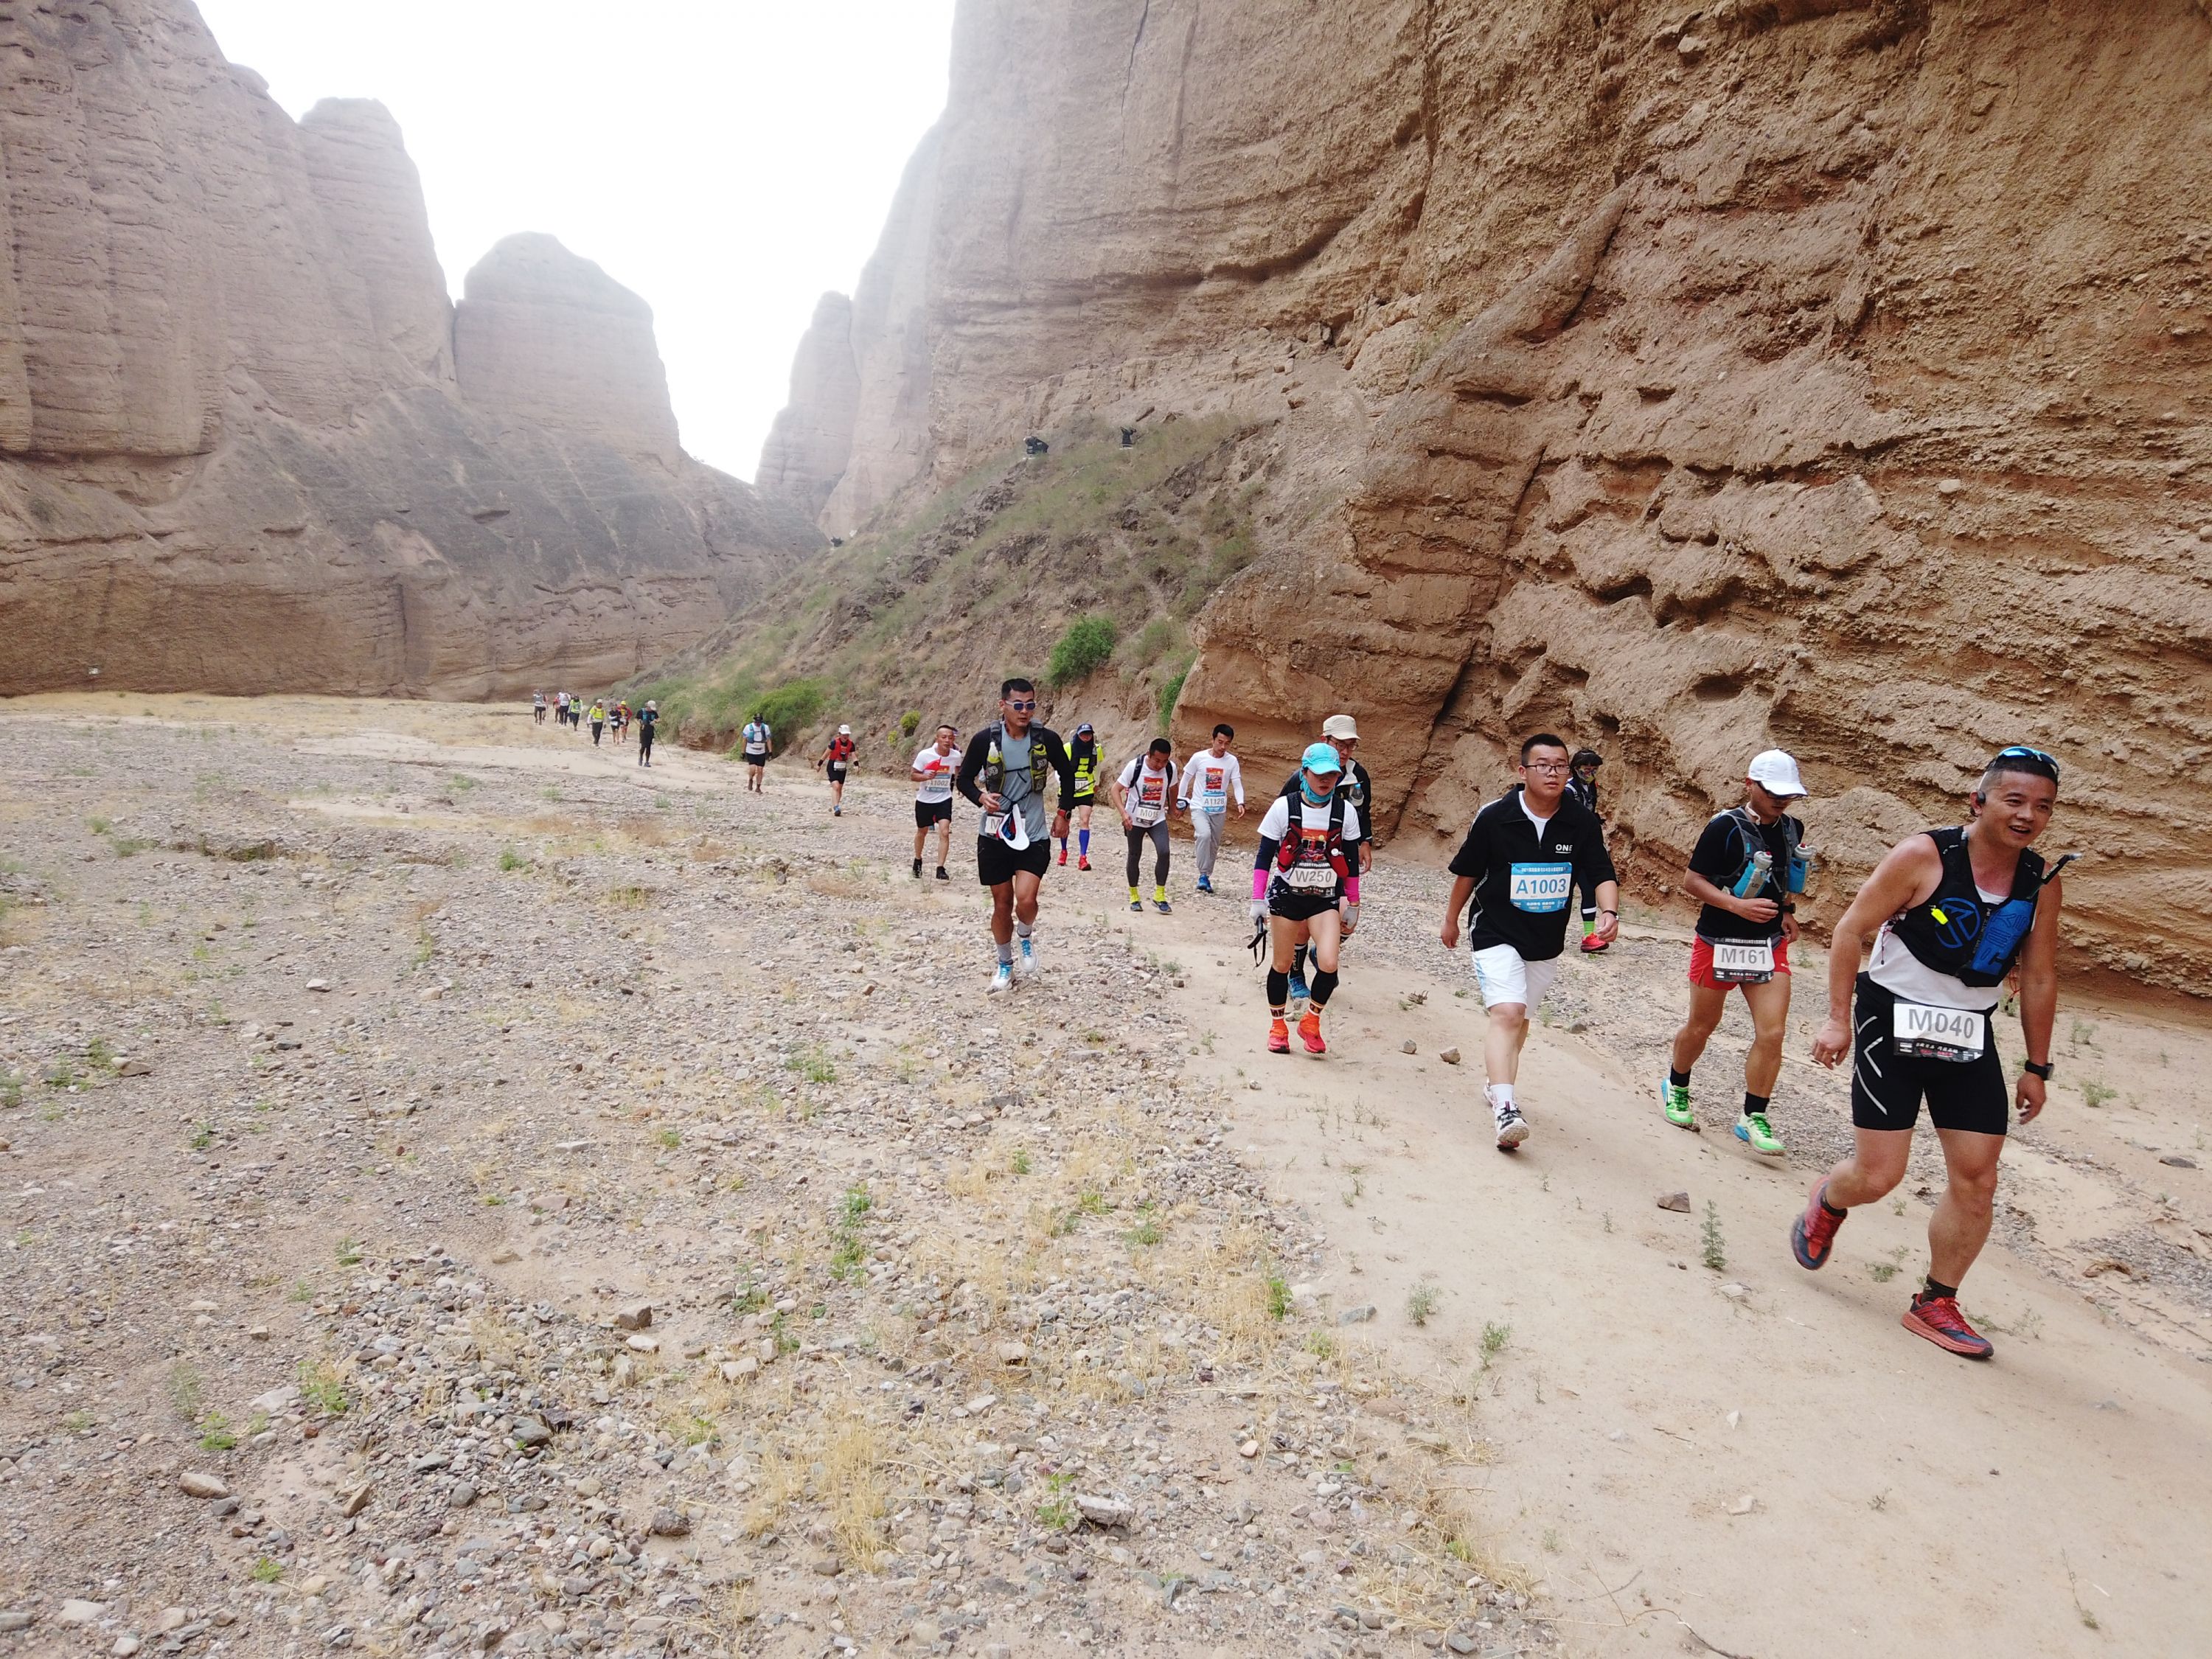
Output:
[1293, 942, 1309, 978]
[1152, 823, 1170, 886]
[1266, 970, 1289, 1010]
[1310, 969, 1340, 1007]
[1125, 830, 1144, 888]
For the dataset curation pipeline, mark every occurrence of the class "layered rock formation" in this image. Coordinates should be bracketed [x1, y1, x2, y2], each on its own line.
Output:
[762, 0, 2212, 995]
[0, 1, 813, 700]
[754, 292, 859, 519]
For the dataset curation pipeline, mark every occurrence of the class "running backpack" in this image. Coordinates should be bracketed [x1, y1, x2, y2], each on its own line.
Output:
[1274, 792, 1350, 877]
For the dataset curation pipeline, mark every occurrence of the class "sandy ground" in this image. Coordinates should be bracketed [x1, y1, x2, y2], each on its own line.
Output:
[1, 693, 2206, 1659]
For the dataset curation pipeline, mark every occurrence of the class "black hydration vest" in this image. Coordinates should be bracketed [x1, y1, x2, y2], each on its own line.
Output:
[1888, 827, 2047, 988]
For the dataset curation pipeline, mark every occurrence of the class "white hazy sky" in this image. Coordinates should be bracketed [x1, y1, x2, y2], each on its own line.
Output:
[194, 0, 956, 481]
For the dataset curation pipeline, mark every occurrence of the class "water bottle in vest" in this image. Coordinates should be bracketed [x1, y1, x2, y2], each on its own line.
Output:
[1733, 849, 1773, 900]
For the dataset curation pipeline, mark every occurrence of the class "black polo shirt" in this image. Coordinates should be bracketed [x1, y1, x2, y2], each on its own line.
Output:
[1448, 787, 1618, 961]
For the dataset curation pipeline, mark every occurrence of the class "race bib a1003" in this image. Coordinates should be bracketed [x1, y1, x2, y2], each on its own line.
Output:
[1509, 861, 1572, 914]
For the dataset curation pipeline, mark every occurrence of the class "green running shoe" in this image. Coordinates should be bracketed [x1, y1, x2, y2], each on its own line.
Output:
[1659, 1075, 1697, 1130]
[1734, 1112, 1785, 1156]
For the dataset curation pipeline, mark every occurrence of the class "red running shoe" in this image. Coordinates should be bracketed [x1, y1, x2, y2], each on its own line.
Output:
[1077, 855, 1091, 871]
[1790, 1177, 1844, 1270]
[1298, 1011, 1326, 1054]
[1902, 1293, 1994, 1360]
[1266, 1017, 1291, 1054]
[1057, 847, 1067, 866]
[1580, 933, 1610, 953]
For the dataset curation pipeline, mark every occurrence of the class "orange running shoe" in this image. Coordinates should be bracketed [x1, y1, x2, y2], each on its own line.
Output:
[1267, 1017, 1290, 1054]
[1298, 1011, 1326, 1054]
[1902, 1293, 1994, 1360]
[1790, 1177, 1845, 1270]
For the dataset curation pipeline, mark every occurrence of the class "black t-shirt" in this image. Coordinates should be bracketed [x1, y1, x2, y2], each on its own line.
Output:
[1447, 787, 1618, 961]
[637, 709, 656, 735]
[1689, 809, 1798, 942]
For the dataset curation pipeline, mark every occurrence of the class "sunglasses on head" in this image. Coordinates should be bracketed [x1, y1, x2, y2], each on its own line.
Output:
[1992, 745, 2060, 784]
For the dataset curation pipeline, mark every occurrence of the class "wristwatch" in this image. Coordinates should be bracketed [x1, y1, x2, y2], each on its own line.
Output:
[2023, 1060, 2054, 1080]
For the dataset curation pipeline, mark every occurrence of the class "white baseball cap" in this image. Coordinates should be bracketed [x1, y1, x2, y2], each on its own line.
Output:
[1746, 749, 1808, 798]
[838, 724, 852, 735]
[1321, 714, 1359, 741]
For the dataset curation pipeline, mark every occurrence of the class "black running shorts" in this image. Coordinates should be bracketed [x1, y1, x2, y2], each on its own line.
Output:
[1849, 975, 2008, 1138]
[827, 762, 849, 782]
[914, 798, 953, 827]
[977, 835, 1052, 888]
[1268, 888, 1342, 924]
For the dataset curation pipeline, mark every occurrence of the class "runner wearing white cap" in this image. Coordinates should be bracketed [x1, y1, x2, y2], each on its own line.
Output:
[1660, 750, 1816, 1156]
[816, 724, 859, 816]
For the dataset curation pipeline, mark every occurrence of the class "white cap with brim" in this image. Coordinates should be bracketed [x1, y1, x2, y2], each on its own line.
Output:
[1747, 749, 1809, 798]
[1321, 714, 1359, 742]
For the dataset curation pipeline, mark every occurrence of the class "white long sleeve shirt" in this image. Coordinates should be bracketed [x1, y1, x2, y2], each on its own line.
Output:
[1178, 750, 1244, 813]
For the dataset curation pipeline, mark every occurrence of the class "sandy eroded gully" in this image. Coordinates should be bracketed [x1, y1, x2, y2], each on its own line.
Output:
[1, 696, 2207, 1659]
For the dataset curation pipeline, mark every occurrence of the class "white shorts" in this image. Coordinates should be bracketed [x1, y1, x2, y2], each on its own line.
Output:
[1470, 944, 1559, 1012]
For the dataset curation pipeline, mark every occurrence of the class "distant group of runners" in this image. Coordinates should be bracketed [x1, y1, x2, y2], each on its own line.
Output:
[532, 690, 657, 765]
[720, 684, 2070, 1364]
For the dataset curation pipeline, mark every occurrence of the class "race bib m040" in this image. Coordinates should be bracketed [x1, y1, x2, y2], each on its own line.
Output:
[1509, 861, 1573, 914]
[1892, 1001, 1985, 1062]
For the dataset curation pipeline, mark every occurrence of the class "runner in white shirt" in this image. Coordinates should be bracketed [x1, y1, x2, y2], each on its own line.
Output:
[1113, 739, 1179, 915]
[1178, 723, 1245, 894]
[910, 724, 962, 882]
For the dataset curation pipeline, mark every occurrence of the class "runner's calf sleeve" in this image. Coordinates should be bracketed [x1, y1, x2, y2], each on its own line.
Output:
[1310, 969, 1340, 1007]
[1266, 970, 1290, 1009]
[1079, 829, 1091, 855]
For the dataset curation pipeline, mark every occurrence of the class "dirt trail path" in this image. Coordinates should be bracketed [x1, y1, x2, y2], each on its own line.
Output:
[1, 697, 2205, 1659]
[1101, 806, 2212, 1658]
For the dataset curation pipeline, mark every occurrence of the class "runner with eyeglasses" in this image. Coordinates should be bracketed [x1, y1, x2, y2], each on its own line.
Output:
[1440, 734, 1619, 1150]
[955, 678, 1076, 993]
[1795, 746, 2068, 1360]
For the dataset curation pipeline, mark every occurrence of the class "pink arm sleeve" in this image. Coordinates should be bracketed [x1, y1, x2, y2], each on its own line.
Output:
[1343, 874, 1361, 904]
[1252, 866, 1270, 903]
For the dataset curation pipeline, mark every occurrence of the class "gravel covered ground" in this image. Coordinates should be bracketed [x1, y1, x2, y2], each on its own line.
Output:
[0, 700, 1559, 1659]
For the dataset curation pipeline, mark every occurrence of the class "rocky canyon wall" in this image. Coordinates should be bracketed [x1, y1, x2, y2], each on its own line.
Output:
[0, 0, 815, 700]
[762, 0, 2212, 995]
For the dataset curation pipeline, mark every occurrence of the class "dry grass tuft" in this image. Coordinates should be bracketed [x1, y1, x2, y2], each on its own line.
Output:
[825, 1416, 890, 1570]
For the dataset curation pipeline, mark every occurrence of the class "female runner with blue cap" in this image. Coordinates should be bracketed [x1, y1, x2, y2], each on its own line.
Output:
[1252, 743, 1364, 1054]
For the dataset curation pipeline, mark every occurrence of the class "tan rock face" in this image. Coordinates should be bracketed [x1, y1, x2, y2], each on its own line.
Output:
[456, 233, 682, 470]
[0, 1, 813, 699]
[767, 0, 2212, 994]
[756, 292, 859, 520]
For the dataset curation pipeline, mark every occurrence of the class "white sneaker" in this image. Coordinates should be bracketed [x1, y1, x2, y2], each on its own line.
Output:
[989, 962, 1014, 995]
[1494, 1105, 1529, 1152]
[1016, 936, 1039, 980]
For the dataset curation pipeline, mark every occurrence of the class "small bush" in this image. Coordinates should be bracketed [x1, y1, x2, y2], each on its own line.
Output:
[1048, 616, 1118, 686]
[1158, 653, 1195, 726]
[753, 677, 831, 738]
[899, 710, 922, 737]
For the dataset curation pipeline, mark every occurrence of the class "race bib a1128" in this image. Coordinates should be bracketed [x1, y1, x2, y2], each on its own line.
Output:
[1509, 861, 1572, 914]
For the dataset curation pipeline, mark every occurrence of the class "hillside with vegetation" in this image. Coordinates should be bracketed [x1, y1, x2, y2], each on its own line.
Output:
[633, 415, 1273, 767]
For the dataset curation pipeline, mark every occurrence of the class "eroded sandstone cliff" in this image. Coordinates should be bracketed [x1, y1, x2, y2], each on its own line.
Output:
[0, 0, 814, 700]
[761, 0, 2212, 995]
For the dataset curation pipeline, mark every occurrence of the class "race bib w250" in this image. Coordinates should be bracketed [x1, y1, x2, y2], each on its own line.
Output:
[1509, 861, 1572, 914]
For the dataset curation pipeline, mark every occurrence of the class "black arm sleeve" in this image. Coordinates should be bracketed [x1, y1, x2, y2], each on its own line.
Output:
[1045, 731, 1077, 813]
[954, 733, 989, 807]
[1254, 837, 1281, 871]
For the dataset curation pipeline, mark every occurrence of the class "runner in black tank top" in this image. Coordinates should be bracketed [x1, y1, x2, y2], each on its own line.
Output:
[1795, 748, 2067, 1361]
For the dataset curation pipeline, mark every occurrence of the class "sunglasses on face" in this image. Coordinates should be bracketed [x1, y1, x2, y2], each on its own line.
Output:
[1006, 700, 1036, 711]
[1993, 745, 2060, 784]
